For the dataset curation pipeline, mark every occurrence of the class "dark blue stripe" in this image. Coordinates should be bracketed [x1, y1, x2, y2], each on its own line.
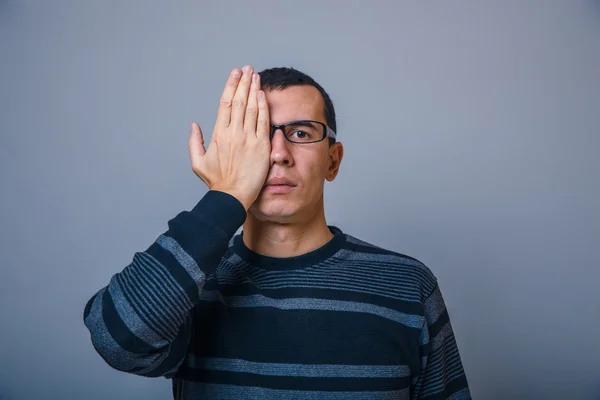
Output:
[117, 270, 171, 340]
[146, 243, 200, 303]
[138, 251, 191, 313]
[421, 374, 470, 399]
[207, 283, 424, 316]
[101, 287, 156, 354]
[122, 264, 178, 339]
[189, 305, 421, 365]
[430, 308, 450, 340]
[83, 289, 101, 320]
[128, 262, 182, 330]
[141, 315, 192, 378]
[177, 367, 412, 392]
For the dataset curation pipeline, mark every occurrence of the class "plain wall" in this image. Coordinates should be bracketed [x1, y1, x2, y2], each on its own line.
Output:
[1, 1, 599, 399]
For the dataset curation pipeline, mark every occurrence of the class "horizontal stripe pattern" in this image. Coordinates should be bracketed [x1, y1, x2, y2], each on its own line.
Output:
[214, 253, 437, 303]
[83, 191, 470, 399]
[157, 234, 206, 291]
[177, 368, 412, 392]
[107, 272, 164, 346]
[85, 288, 160, 374]
[176, 382, 410, 400]
[448, 388, 472, 400]
[188, 356, 411, 378]
[117, 254, 183, 340]
[199, 292, 424, 328]
[206, 283, 425, 316]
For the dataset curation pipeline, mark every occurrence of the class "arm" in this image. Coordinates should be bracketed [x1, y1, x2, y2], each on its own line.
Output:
[83, 63, 271, 378]
[82, 190, 245, 378]
[412, 283, 471, 399]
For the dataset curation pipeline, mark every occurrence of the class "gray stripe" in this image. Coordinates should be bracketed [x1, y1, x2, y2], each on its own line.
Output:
[430, 321, 452, 352]
[252, 269, 422, 294]
[424, 285, 445, 325]
[419, 323, 429, 346]
[156, 234, 206, 289]
[83, 288, 164, 375]
[220, 280, 421, 303]
[108, 277, 164, 347]
[181, 382, 409, 400]
[341, 253, 424, 270]
[223, 281, 419, 304]
[448, 387, 472, 400]
[226, 253, 431, 285]
[247, 261, 429, 284]
[419, 354, 464, 397]
[187, 356, 411, 378]
[199, 292, 423, 328]
[135, 254, 193, 321]
[128, 261, 183, 330]
[251, 259, 429, 281]
[117, 267, 171, 340]
[219, 270, 422, 297]
[423, 348, 463, 387]
[323, 258, 430, 278]
[230, 268, 423, 294]
[138, 251, 193, 311]
[421, 367, 467, 398]
[123, 262, 178, 339]
[219, 262, 422, 290]
[338, 242, 426, 266]
[428, 334, 460, 368]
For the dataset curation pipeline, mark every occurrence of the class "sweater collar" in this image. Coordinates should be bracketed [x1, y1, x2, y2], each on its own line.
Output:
[233, 226, 346, 270]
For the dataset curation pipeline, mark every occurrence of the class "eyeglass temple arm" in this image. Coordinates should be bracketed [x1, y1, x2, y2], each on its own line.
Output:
[326, 126, 337, 139]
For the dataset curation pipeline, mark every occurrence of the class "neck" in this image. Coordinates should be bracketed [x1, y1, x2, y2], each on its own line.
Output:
[242, 203, 334, 258]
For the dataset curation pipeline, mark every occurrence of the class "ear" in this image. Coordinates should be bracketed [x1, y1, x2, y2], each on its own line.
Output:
[325, 142, 344, 182]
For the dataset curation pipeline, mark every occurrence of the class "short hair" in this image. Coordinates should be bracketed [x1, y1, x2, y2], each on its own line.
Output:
[258, 67, 337, 145]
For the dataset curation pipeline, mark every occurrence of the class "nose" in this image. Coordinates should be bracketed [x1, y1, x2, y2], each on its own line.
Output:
[270, 128, 293, 166]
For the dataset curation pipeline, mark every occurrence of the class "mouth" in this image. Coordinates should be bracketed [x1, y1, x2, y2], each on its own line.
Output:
[264, 177, 296, 187]
[263, 178, 297, 193]
[263, 184, 295, 194]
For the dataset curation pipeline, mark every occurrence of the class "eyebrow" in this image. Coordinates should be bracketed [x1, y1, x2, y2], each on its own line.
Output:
[285, 120, 320, 127]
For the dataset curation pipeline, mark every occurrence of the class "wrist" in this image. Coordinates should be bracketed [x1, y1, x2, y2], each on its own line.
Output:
[210, 186, 253, 211]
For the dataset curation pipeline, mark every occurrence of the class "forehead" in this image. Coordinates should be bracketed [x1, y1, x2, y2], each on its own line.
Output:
[265, 85, 326, 125]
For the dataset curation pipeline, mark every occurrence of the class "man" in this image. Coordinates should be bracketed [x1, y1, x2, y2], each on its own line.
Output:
[83, 65, 471, 399]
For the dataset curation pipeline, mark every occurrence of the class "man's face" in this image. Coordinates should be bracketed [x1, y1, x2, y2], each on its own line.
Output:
[248, 85, 343, 223]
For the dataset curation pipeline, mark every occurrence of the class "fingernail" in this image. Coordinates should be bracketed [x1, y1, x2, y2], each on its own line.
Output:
[243, 65, 252, 74]
[231, 69, 241, 78]
[252, 73, 258, 83]
[258, 91, 264, 100]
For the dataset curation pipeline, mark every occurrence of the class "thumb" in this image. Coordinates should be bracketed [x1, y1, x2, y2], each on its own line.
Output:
[189, 121, 206, 160]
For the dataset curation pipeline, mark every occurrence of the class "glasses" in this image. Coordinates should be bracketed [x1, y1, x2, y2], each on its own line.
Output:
[270, 120, 337, 144]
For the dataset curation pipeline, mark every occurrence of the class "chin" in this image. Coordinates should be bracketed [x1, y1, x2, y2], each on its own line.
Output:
[249, 198, 299, 223]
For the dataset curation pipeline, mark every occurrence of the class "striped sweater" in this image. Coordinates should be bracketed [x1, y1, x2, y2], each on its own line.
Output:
[83, 190, 471, 399]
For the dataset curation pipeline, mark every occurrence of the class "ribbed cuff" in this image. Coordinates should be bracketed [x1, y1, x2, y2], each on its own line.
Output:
[190, 190, 247, 238]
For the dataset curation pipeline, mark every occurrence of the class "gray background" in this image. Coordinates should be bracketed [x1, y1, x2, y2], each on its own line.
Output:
[1, 1, 599, 399]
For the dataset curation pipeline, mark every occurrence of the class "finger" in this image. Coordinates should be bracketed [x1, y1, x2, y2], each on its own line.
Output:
[189, 121, 206, 162]
[256, 90, 271, 139]
[215, 68, 242, 129]
[243, 73, 260, 134]
[229, 65, 254, 129]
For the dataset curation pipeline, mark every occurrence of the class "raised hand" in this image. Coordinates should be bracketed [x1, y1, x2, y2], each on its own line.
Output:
[189, 65, 271, 211]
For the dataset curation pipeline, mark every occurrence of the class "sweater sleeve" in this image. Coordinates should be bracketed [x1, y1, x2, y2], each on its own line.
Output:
[412, 283, 471, 399]
[82, 190, 246, 378]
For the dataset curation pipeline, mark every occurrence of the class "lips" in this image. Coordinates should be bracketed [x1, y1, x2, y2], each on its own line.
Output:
[263, 177, 297, 194]
[264, 177, 296, 187]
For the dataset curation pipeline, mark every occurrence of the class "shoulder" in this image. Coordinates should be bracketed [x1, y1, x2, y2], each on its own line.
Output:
[338, 229, 439, 300]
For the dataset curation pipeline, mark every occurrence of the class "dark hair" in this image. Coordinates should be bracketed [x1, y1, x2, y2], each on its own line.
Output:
[258, 67, 337, 145]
